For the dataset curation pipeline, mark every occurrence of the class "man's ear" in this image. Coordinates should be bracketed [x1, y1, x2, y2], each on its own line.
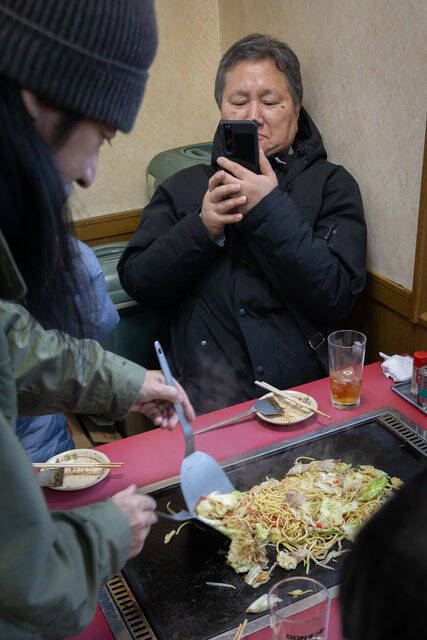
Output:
[21, 89, 43, 121]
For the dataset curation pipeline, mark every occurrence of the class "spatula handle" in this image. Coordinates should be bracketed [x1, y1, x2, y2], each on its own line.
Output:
[155, 510, 177, 521]
[154, 341, 195, 456]
[194, 409, 254, 434]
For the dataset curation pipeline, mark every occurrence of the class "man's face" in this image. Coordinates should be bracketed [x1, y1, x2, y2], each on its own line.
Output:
[220, 57, 301, 156]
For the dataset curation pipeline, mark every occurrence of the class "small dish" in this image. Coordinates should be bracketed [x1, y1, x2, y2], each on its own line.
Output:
[256, 390, 318, 425]
[43, 448, 110, 491]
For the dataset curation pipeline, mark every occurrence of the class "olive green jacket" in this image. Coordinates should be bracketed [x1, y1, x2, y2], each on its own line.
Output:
[0, 232, 146, 639]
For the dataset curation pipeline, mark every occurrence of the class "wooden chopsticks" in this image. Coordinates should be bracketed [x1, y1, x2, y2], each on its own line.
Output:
[233, 618, 248, 640]
[255, 380, 332, 419]
[33, 462, 123, 469]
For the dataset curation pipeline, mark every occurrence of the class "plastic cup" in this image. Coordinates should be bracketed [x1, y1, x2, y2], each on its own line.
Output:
[328, 330, 366, 410]
[269, 576, 330, 640]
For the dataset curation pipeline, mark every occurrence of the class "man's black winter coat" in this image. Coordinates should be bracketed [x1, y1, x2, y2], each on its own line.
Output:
[118, 110, 366, 413]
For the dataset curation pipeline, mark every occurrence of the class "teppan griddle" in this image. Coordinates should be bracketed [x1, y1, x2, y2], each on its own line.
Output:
[99, 407, 427, 640]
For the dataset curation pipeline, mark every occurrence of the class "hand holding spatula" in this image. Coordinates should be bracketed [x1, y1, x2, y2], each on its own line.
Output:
[154, 341, 235, 512]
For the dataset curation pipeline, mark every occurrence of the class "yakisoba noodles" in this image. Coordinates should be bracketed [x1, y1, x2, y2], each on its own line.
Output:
[195, 457, 402, 587]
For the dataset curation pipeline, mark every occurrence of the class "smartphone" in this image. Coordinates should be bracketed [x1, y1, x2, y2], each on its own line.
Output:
[213, 119, 260, 173]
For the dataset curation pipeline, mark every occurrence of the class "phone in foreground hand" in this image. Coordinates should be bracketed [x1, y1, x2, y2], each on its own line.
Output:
[213, 119, 260, 174]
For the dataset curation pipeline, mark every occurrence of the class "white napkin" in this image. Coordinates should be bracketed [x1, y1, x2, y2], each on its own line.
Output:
[379, 353, 413, 382]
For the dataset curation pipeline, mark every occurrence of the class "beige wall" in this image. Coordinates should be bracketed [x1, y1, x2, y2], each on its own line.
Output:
[73, 0, 426, 291]
[70, 0, 221, 221]
[218, 0, 426, 290]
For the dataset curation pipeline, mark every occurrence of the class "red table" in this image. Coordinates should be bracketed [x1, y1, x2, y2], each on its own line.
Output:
[45, 363, 426, 640]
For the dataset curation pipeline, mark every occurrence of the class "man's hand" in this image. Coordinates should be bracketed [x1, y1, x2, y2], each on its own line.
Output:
[200, 170, 246, 239]
[216, 148, 278, 216]
[129, 370, 196, 430]
[111, 484, 157, 558]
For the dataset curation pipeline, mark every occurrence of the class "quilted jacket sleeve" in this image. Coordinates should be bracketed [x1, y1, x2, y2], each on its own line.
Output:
[118, 168, 223, 308]
[239, 168, 366, 324]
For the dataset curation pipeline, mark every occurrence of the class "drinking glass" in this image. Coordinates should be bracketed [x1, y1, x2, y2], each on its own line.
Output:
[328, 330, 366, 410]
[269, 576, 330, 640]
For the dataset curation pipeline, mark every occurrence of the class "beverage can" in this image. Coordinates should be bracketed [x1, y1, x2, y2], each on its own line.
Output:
[418, 365, 427, 408]
[410, 351, 427, 396]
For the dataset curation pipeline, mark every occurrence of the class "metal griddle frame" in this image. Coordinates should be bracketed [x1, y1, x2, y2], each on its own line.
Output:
[98, 406, 427, 640]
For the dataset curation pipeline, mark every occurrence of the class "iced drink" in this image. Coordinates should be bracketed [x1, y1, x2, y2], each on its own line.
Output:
[328, 331, 366, 409]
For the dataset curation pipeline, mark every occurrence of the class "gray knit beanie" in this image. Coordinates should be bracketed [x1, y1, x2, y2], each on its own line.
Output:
[0, 0, 157, 133]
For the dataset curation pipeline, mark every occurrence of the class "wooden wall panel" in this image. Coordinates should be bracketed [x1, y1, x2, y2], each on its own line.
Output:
[72, 210, 141, 247]
[364, 271, 413, 319]
[412, 125, 427, 322]
[347, 297, 427, 364]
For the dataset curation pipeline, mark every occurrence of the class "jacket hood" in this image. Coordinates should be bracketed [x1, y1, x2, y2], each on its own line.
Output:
[211, 107, 327, 171]
[292, 107, 327, 163]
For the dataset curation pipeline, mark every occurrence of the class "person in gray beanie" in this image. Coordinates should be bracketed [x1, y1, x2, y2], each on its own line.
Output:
[0, 0, 157, 132]
[0, 2, 195, 639]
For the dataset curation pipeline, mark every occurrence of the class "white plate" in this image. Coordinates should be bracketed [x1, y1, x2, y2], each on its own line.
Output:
[43, 448, 110, 491]
[256, 390, 318, 425]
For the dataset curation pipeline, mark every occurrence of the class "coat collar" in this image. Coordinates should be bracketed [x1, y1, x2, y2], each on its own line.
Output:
[210, 107, 327, 173]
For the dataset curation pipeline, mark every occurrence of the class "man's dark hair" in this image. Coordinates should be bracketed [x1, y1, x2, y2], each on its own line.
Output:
[214, 33, 303, 110]
[0, 75, 96, 338]
[340, 464, 427, 640]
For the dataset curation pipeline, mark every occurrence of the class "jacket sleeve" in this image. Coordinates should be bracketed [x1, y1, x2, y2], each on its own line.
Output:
[118, 178, 223, 308]
[239, 170, 367, 324]
[73, 239, 119, 339]
[0, 317, 131, 638]
[0, 413, 131, 638]
[1, 300, 145, 418]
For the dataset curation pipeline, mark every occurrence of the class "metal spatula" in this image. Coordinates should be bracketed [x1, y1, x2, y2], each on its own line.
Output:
[155, 509, 232, 537]
[155, 341, 235, 513]
[194, 396, 283, 435]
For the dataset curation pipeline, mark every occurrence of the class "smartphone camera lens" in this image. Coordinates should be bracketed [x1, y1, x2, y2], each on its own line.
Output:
[224, 124, 233, 154]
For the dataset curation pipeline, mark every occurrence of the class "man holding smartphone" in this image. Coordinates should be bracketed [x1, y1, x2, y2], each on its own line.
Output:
[119, 34, 366, 414]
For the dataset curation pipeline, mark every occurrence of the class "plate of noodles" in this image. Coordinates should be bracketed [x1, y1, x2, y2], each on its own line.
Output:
[194, 457, 402, 587]
[256, 391, 318, 425]
[44, 448, 111, 491]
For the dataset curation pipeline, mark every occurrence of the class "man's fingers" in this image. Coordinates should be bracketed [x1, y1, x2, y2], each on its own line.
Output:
[215, 195, 246, 213]
[217, 156, 249, 179]
[210, 182, 241, 203]
[220, 172, 240, 185]
[215, 212, 243, 225]
[208, 170, 225, 192]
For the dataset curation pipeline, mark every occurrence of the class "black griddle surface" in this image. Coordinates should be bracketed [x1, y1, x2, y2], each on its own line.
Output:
[122, 416, 425, 640]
